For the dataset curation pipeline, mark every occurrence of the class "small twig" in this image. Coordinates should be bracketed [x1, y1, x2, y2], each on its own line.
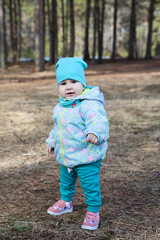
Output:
[14, 132, 27, 144]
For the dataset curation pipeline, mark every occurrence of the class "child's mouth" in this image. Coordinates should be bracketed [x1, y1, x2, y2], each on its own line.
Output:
[66, 92, 74, 96]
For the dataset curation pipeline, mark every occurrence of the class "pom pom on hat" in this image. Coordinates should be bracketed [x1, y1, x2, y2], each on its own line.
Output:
[56, 57, 87, 86]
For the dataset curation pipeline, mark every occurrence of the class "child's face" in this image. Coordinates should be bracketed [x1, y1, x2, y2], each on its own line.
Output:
[58, 79, 84, 99]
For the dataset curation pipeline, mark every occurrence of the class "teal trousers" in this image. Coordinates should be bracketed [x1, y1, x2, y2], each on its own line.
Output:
[60, 160, 102, 213]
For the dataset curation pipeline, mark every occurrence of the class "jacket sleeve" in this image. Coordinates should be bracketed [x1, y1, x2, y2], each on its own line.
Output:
[46, 127, 55, 148]
[80, 100, 109, 143]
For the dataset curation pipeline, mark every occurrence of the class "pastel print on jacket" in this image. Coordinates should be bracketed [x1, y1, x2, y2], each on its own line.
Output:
[46, 86, 109, 168]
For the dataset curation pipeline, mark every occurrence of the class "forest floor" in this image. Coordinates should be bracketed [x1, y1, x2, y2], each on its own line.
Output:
[0, 59, 160, 240]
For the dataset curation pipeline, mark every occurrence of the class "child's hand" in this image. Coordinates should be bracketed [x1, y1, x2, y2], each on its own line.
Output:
[86, 133, 98, 144]
[46, 145, 54, 156]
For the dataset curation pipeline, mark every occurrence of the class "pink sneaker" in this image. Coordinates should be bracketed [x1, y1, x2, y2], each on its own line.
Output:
[82, 211, 100, 230]
[47, 200, 73, 216]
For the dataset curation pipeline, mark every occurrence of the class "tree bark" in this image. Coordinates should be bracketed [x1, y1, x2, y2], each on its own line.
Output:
[35, 0, 45, 71]
[0, 0, 7, 69]
[128, 0, 136, 60]
[69, 0, 75, 57]
[98, 0, 105, 63]
[66, 1, 69, 56]
[46, 0, 51, 60]
[55, 0, 58, 60]
[92, 0, 98, 60]
[84, 0, 91, 60]
[13, 0, 18, 62]
[17, 0, 22, 60]
[111, 0, 118, 60]
[61, 0, 66, 57]
[50, 0, 58, 64]
[9, 0, 15, 62]
[145, 0, 155, 59]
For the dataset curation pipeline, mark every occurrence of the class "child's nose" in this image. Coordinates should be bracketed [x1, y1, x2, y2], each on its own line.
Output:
[66, 83, 72, 89]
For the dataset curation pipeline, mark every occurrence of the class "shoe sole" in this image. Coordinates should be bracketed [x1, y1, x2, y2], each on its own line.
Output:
[81, 224, 99, 230]
[47, 207, 73, 216]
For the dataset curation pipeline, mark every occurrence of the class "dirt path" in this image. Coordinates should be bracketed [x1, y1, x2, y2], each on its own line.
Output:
[0, 60, 160, 239]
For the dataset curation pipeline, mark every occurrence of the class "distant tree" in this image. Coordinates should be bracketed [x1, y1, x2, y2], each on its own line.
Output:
[61, 0, 69, 57]
[69, 0, 75, 57]
[8, 0, 22, 62]
[50, 0, 58, 64]
[0, 0, 7, 69]
[17, 0, 22, 60]
[13, 0, 18, 62]
[84, 0, 91, 60]
[46, 0, 51, 56]
[61, 0, 65, 56]
[92, 0, 98, 60]
[98, 0, 105, 62]
[35, 0, 45, 71]
[65, 1, 70, 56]
[128, 0, 137, 59]
[145, 0, 155, 59]
[9, 0, 15, 62]
[111, 0, 118, 60]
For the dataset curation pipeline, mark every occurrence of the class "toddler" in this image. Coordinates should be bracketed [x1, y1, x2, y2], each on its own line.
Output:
[46, 57, 109, 230]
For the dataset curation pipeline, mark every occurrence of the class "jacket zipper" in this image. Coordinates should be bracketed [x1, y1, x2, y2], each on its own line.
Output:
[60, 108, 68, 167]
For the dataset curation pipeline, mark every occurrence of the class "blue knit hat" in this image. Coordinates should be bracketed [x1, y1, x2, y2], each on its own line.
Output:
[56, 57, 87, 87]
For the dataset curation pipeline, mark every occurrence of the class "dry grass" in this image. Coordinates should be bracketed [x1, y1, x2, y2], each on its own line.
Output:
[0, 59, 160, 239]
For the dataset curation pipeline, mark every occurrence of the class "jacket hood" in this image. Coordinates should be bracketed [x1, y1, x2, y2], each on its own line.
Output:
[78, 86, 105, 105]
[59, 86, 105, 108]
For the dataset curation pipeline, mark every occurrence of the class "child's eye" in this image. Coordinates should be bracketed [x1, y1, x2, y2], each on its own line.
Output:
[72, 80, 77, 83]
[60, 82, 66, 85]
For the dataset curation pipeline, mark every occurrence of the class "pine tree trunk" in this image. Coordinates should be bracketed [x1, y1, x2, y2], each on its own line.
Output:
[98, 0, 105, 63]
[69, 0, 75, 57]
[35, 0, 45, 71]
[111, 0, 118, 60]
[128, 0, 136, 60]
[145, 0, 155, 59]
[43, 0, 45, 58]
[9, 0, 15, 62]
[84, 0, 91, 60]
[46, 0, 51, 61]
[66, 1, 69, 56]
[92, 0, 98, 60]
[13, 0, 18, 62]
[17, 0, 22, 60]
[0, 0, 7, 69]
[61, 0, 66, 57]
[50, 0, 57, 64]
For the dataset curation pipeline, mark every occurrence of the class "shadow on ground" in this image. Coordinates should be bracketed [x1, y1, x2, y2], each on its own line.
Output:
[0, 156, 160, 239]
